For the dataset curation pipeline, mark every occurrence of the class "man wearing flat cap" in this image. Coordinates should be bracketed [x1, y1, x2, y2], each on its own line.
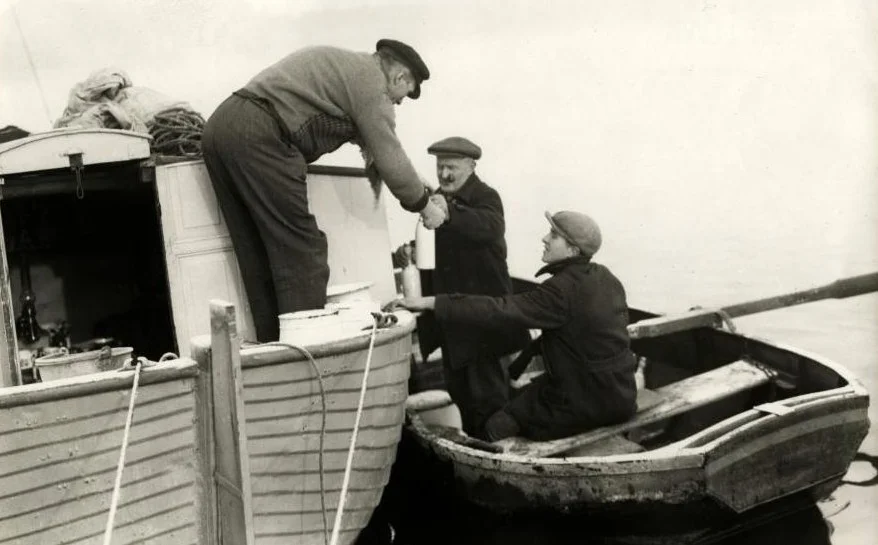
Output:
[414, 136, 530, 440]
[400, 210, 637, 442]
[202, 39, 445, 342]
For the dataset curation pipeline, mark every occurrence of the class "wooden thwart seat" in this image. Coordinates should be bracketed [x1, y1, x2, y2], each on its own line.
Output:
[497, 359, 773, 458]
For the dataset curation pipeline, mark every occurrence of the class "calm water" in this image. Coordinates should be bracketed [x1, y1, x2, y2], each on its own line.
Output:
[380, 173, 878, 543]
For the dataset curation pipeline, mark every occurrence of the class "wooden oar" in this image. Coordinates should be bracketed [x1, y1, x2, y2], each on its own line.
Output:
[509, 271, 878, 380]
[628, 271, 878, 339]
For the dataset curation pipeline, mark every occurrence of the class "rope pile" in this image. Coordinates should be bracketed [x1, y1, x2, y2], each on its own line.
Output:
[148, 107, 205, 157]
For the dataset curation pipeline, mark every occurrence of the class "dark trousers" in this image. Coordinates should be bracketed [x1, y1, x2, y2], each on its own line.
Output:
[202, 94, 330, 341]
[443, 352, 510, 440]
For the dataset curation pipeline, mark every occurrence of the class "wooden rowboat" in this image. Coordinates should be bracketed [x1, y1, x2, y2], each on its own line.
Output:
[401, 274, 875, 520]
[0, 301, 415, 545]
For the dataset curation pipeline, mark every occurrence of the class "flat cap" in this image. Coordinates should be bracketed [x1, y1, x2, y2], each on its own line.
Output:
[427, 136, 482, 159]
[545, 210, 602, 256]
[376, 39, 430, 99]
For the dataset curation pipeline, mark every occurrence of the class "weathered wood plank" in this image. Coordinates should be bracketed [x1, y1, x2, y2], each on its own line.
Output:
[192, 325, 218, 545]
[0, 373, 195, 434]
[250, 466, 392, 494]
[0, 359, 198, 409]
[502, 360, 772, 457]
[247, 425, 402, 456]
[0, 385, 192, 451]
[209, 300, 255, 545]
[0, 426, 193, 498]
[562, 434, 646, 456]
[241, 350, 408, 392]
[1, 468, 196, 538]
[239, 328, 411, 371]
[242, 374, 407, 411]
[253, 508, 373, 537]
[1, 453, 195, 524]
[250, 449, 389, 473]
[251, 488, 381, 512]
[0, 217, 20, 387]
[0, 406, 193, 479]
[245, 402, 404, 439]
[0, 493, 196, 545]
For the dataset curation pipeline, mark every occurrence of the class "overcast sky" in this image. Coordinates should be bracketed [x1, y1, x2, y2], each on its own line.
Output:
[2, 0, 877, 307]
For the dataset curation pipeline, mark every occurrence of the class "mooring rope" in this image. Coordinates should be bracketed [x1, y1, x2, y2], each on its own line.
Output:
[102, 358, 144, 545]
[329, 319, 380, 545]
[265, 342, 330, 545]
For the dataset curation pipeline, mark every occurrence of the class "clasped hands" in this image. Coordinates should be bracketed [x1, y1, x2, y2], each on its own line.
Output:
[420, 193, 448, 229]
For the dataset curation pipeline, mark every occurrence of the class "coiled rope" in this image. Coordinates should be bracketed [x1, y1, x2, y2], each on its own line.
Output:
[148, 107, 205, 157]
[102, 358, 144, 545]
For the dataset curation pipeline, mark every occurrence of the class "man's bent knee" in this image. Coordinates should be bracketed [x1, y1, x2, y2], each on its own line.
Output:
[484, 410, 520, 442]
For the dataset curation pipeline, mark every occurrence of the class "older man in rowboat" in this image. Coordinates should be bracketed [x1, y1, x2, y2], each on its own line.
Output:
[400, 210, 637, 441]
[202, 39, 446, 342]
[411, 136, 531, 440]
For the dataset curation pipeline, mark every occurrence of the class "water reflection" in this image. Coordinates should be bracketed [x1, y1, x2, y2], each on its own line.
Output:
[357, 494, 833, 545]
[357, 447, 840, 545]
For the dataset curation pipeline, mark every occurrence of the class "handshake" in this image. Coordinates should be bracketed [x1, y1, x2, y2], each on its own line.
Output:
[419, 193, 448, 229]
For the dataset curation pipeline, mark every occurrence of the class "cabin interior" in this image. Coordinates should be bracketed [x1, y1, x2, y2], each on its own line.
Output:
[0, 130, 401, 388]
[1, 162, 177, 383]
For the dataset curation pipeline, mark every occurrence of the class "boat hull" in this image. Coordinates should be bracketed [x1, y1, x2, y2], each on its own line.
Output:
[0, 360, 213, 545]
[239, 314, 415, 545]
[402, 330, 870, 520]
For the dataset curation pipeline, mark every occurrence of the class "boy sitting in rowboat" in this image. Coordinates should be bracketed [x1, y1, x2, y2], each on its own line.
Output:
[399, 210, 638, 441]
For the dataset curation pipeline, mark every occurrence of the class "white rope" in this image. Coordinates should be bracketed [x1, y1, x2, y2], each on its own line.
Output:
[329, 319, 380, 545]
[102, 359, 143, 545]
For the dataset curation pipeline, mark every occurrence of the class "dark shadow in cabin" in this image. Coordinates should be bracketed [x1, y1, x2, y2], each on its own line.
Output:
[1, 166, 177, 367]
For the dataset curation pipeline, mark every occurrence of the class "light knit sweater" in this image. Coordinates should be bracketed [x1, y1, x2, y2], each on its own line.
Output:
[244, 45, 426, 210]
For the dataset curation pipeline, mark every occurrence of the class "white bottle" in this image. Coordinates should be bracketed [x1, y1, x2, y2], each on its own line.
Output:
[401, 261, 422, 298]
[414, 218, 435, 270]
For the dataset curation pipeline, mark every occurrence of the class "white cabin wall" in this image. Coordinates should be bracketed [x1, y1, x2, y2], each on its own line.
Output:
[155, 161, 396, 355]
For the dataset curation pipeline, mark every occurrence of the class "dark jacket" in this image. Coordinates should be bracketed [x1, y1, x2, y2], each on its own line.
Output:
[419, 173, 530, 369]
[434, 256, 637, 440]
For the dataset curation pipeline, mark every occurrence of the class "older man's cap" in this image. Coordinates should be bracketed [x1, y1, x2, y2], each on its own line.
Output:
[427, 136, 482, 160]
[376, 39, 430, 99]
[545, 210, 602, 257]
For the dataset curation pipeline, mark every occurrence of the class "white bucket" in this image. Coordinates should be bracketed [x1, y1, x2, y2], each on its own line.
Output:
[326, 281, 373, 304]
[278, 308, 342, 347]
[406, 390, 462, 429]
[325, 300, 379, 334]
[35, 347, 134, 382]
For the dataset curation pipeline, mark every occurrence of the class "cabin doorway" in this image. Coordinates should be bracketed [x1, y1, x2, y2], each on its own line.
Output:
[1, 178, 176, 382]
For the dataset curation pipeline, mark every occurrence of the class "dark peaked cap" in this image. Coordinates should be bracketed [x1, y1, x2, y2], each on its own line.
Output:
[427, 136, 482, 159]
[376, 39, 430, 99]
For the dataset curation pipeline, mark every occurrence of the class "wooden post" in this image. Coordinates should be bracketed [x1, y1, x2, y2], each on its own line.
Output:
[192, 334, 218, 545]
[0, 217, 21, 387]
[209, 300, 255, 545]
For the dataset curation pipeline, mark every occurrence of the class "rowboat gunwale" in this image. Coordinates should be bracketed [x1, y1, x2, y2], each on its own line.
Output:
[408, 327, 867, 466]
[401, 322, 870, 514]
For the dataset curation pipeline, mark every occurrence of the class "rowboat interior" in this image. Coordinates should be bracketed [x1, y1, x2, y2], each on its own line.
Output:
[501, 307, 864, 459]
[402, 280, 870, 521]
